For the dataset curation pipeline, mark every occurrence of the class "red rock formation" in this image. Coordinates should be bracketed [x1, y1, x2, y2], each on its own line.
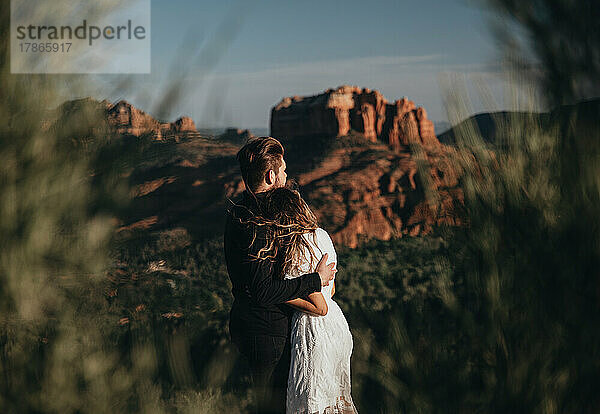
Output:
[108, 100, 161, 136]
[271, 87, 355, 138]
[268, 86, 465, 246]
[218, 128, 255, 144]
[106, 100, 196, 139]
[57, 93, 464, 248]
[288, 138, 464, 247]
[383, 98, 418, 150]
[271, 86, 441, 151]
[171, 116, 196, 133]
[350, 88, 387, 141]
[415, 107, 437, 147]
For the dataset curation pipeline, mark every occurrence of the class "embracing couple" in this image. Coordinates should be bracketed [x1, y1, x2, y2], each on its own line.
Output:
[224, 137, 358, 414]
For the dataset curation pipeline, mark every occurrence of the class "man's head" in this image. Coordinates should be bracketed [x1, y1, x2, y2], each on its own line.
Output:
[236, 136, 287, 194]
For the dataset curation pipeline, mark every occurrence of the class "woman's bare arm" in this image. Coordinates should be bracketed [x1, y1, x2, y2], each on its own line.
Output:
[331, 280, 335, 297]
[286, 292, 328, 316]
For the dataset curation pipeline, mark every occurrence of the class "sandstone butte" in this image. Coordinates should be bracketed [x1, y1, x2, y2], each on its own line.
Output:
[217, 128, 256, 144]
[105, 100, 197, 140]
[51, 97, 198, 141]
[269, 85, 465, 247]
[271, 85, 439, 151]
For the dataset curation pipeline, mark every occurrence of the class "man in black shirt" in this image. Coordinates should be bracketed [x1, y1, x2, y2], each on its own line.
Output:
[224, 137, 336, 414]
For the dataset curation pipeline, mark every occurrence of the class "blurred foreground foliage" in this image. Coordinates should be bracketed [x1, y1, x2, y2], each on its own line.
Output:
[0, 1, 245, 411]
[344, 100, 600, 412]
[1, 0, 599, 413]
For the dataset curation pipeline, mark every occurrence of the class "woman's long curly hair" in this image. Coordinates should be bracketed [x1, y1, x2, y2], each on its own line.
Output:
[239, 187, 321, 279]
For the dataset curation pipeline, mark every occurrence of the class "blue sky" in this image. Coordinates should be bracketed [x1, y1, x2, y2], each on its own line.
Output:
[80, 0, 524, 129]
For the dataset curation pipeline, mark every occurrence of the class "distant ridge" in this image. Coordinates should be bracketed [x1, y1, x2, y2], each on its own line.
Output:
[53, 97, 199, 141]
[437, 98, 600, 146]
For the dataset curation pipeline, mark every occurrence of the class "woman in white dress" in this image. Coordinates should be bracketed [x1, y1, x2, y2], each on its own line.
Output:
[254, 187, 358, 414]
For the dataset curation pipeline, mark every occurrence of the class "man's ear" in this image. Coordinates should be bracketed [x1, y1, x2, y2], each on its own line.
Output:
[265, 169, 276, 186]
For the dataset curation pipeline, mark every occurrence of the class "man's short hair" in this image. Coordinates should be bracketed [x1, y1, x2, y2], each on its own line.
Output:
[237, 136, 284, 193]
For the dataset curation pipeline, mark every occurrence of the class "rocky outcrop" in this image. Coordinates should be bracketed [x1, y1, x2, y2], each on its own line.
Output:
[51, 98, 200, 144]
[270, 87, 355, 138]
[106, 100, 197, 139]
[217, 128, 255, 145]
[107, 100, 159, 136]
[171, 116, 197, 134]
[284, 136, 464, 247]
[271, 85, 440, 151]
[267, 86, 465, 246]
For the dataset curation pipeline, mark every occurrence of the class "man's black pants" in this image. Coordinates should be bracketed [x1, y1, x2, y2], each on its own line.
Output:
[232, 330, 291, 414]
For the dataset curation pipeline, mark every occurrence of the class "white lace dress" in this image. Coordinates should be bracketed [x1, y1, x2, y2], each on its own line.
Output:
[285, 228, 358, 414]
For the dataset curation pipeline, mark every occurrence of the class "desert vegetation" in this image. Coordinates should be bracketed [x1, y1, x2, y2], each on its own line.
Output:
[1, 0, 598, 413]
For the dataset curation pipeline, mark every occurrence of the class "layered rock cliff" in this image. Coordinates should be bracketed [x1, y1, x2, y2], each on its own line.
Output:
[106, 100, 197, 139]
[268, 86, 464, 246]
[51, 97, 197, 141]
[271, 85, 439, 151]
[277, 133, 464, 247]
[217, 128, 255, 144]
